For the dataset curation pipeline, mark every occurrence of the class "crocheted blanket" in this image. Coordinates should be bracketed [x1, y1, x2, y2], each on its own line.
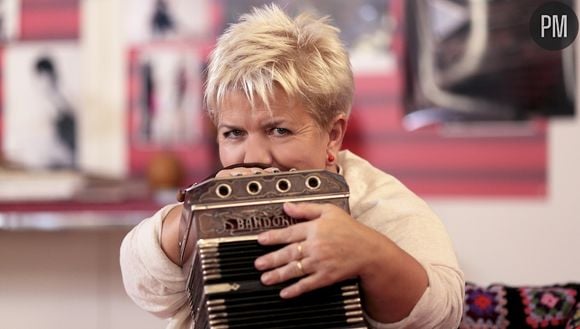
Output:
[460, 282, 580, 329]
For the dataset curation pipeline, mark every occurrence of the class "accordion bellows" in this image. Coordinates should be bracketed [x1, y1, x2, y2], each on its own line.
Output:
[179, 169, 368, 329]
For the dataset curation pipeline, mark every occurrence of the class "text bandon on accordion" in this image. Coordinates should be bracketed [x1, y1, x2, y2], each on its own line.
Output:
[179, 169, 368, 329]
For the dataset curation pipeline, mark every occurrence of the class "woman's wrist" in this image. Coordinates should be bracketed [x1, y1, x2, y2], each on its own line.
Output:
[359, 237, 428, 323]
[160, 204, 183, 265]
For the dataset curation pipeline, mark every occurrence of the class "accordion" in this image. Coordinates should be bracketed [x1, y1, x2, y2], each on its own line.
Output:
[178, 169, 368, 329]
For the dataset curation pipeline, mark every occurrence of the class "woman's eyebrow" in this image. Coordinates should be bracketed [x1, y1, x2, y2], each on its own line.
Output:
[261, 118, 287, 127]
[216, 123, 240, 130]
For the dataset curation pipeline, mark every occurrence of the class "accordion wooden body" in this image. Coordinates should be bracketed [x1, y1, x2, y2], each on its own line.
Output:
[179, 169, 368, 329]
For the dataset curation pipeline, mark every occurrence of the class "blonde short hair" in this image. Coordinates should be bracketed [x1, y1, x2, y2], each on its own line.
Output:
[205, 4, 354, 129]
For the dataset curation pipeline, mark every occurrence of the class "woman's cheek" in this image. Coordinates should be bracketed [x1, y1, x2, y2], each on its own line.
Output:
[219, 144, 241, 166]
[273, 147, 322, 170]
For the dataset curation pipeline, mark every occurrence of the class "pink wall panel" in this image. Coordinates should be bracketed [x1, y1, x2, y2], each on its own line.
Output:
[20, 0, 79, 40]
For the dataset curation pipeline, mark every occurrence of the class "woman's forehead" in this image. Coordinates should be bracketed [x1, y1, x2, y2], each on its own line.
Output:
[218, 89, 305, 119]
[221, 87, 296, 106]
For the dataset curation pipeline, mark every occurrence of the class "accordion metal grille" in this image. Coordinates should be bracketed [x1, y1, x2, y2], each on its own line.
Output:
[181, 170, 368, 329]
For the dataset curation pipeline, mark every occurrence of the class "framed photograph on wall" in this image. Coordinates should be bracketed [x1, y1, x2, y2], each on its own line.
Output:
[403, 0, 575, 125]
[124, 0, 213, 44]
[0, 0, 80, 167]
[131, 45, 204, 146]
[123, 0, 222, 186]
[2, 42, 80, 170]
[126, 42, 218, 184]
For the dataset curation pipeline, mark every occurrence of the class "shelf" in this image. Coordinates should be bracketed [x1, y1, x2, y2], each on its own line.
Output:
[0, 199, 166, 231]
[0, 170, 182, 230]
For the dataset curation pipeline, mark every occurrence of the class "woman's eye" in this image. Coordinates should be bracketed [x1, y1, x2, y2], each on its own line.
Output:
[270, 128, 290, 136]
[223, 129, 245, 139]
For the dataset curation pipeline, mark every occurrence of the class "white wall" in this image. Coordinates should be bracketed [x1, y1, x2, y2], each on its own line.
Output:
[431, 114, 580, 286]
[0, 229, 166, 329]
[0, 1, 578, 328]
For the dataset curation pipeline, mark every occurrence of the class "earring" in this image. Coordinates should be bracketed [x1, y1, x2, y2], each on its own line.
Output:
[327, 154, 335, 163]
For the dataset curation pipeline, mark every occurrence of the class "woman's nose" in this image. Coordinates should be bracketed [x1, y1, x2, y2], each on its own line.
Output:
[243, 136, 272, 165]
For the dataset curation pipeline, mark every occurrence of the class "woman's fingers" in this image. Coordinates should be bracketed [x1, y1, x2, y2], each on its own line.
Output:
[260, 258, 339, 299]
[214, 167, 279, 178]
[257, 221, 309, 245]
[260, 256, 314, 285]
[280, 272, 328, 299]
[256, 202, 327, 245]
[255, 203, 372, 299]
[282, 202, 325, 220]
[255, 241, 306, 270]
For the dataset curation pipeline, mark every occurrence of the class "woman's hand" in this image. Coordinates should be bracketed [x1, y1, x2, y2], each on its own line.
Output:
[214, 166, 281, 178]
[255, 202, 429, 323]
[254, 202, 383, 298]
[166, 166, 280, 266]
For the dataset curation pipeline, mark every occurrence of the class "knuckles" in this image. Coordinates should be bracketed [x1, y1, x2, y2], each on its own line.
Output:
[215, 167, 280, 178]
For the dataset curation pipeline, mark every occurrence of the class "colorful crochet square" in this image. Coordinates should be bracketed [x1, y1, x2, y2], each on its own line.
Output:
[461, 283, 509, 329]
[520, 287, 577, 328]
[565, 302, 580, 329]
[461, 283, 580, 328]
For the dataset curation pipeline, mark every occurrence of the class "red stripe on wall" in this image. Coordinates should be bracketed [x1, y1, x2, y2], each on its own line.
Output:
[22, 0, 78, 7]
[20, 6, 79, 40]
[402, 178, 546, 197]
[356, 139, 546, 172]
[348, 105, 403, 132]
[355, 74, 402, 96]
[348, 67, 547, 197]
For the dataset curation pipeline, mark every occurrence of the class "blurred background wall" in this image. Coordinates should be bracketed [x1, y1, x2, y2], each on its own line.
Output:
[0, 0, 578, 328]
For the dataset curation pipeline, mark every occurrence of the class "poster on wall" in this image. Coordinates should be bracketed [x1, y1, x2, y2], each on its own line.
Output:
[127, 43, 218, 184]
[124, 0, 212, 44]
[403, 0, 575, 125]
[3, 42, 80, 170]
[393, 0, 549, 196]
[131, 46, 204, 146]
[0, 0, 80, 171]
[124, 0, 219, 185]
[0, 0, 82, 202]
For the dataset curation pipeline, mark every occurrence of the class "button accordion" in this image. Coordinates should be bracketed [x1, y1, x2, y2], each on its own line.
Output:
[178, 169, 368, 329]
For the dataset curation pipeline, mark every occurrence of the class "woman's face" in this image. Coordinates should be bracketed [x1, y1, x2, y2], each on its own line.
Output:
[216, 88, 337, 171]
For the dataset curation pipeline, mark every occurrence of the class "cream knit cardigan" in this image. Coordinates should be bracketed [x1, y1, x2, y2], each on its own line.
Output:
[120, 150, 465, 329]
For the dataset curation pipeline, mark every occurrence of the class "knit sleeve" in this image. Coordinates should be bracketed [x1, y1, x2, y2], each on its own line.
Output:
[351, 177, 465, 328]
[119, 203, 189, 319]
[365, 262, 465, 329]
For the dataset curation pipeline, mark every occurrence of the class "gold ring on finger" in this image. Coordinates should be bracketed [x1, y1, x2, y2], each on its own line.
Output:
[295, 260, 305, 276]
[297, 242, 303, 260]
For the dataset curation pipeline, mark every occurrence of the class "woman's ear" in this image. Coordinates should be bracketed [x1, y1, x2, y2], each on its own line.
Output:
[327, 114, 347, 154]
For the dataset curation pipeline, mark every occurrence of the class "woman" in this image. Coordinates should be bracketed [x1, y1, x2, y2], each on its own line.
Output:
[120, 4, 464, 329]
